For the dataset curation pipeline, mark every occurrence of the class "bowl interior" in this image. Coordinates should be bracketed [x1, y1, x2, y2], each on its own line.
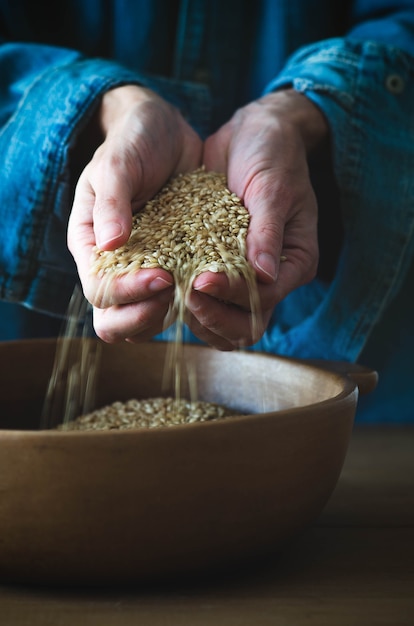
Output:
[0, 338, 348, 431]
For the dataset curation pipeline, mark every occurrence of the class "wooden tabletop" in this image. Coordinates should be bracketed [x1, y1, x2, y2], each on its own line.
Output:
[1, 425, 413, 625]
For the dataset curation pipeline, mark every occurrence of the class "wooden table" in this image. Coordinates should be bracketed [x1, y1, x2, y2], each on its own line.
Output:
[1, 426, 413, 625]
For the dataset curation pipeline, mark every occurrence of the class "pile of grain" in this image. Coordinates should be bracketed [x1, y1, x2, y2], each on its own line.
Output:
[58, 397, 238, 431]
[91, 167, 258, 325]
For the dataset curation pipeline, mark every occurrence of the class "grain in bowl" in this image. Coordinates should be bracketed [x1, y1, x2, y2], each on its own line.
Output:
[58, 397, 238, 431]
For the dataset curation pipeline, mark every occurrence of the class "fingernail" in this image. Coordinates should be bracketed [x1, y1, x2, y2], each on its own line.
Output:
[149, 276, 173, 292]
[192, 280, 216, 295]
[255, 252, 277, 281]
[97, 222, 124, 248]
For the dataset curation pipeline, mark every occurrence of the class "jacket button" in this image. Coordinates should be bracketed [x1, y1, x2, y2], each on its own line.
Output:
[385, 74, 405, 94]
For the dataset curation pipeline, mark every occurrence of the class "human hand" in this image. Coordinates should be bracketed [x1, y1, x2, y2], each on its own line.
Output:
[185, 89, 329, 350]
[67, 85, 203, 342]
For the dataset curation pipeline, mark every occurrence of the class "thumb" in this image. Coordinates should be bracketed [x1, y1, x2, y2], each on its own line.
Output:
[248, 214, 282, 285]
[93, 169, 133, 251]
[236, 171, 284, 286]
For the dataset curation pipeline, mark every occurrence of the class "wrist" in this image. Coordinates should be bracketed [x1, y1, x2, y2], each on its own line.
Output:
[99, 84, 158, 135]
[259, 89, 329, 153]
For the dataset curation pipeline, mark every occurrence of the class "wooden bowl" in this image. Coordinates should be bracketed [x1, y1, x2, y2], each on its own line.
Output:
[0, 339, 377, 586]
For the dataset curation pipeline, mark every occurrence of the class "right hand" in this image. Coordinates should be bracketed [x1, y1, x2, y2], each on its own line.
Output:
[67, 85, 203, 343]
[186, 89, 326, 350]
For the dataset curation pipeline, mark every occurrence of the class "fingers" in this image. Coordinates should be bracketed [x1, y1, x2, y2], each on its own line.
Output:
[191, 270, 276, 313]
[243, 167, 319, 293]
[93, 287, 173, 343]
[89, 268, 173, 308]
[188, 271, 274, 350]
[186, 289, 271, 349]
[271, 196, 319, 301]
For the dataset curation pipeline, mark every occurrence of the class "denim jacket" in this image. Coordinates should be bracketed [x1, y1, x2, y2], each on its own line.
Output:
[1, 1, 414, 419]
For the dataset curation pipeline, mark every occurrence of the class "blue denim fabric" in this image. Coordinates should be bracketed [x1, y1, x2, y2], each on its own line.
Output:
[0, 46, 211, 313]
[0, 1, 413, 421]
[260, 38, 414, 362]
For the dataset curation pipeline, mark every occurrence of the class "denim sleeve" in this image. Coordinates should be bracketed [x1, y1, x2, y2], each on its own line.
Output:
[348, 2, 414, 58]
[261, 38, 414, 362]
[0, 42, 210, 316]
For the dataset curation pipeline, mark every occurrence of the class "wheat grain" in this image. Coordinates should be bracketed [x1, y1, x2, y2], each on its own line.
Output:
[58, 397, 238, 431]
[91, 168, 259, 333]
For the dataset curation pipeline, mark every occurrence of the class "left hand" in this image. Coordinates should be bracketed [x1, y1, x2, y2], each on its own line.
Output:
[67, 85, 203, 343]
[185, 89, 329, 350]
